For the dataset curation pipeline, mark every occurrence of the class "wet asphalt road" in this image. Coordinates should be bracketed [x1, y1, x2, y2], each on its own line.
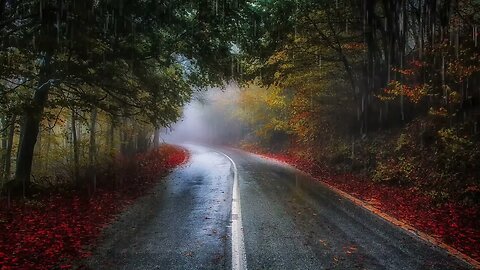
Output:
[87, 144, 474, 270]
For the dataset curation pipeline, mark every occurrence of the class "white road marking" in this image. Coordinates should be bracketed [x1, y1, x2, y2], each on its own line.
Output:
[220, 152, 247, 270]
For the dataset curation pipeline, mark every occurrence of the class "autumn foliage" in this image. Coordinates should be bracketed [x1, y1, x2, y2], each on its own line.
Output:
[0, 145, 188, 269]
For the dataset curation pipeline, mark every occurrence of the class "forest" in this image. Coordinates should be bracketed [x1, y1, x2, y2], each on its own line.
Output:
[174, 0, 480, 262]
[231, 0, 480, 205]
[1, 0, 480, 268]
[0, 0, 241, 195]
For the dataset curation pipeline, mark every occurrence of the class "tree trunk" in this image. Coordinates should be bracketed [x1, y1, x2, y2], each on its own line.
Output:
[120, 125, 127, 155]
[71, 109, 80, 186]
[0, 0, 6, 18]
[109, 117, 115, 155]
[5, 115, 16, 181]
[89, 108, 97, 193]
[153, 126, 160, 148]
[34, 125, 42, 170]
[14, 54, 52, 194]
[1, 116, 7, 181]
[45, 127, 51, 171]
[108, 116, 118, 188]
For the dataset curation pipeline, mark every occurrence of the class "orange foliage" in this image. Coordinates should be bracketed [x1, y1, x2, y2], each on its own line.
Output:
[380, 80, 429, 104]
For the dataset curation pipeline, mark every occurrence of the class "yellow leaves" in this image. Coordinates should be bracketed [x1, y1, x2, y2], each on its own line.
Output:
[256, 119, 290, 138]
[392, 67, 415, 76]
[428, 107, 448, 117]
[448, 90, 462, 104]
[447, 60, 480, 82]
[234, 82, 291, 140]
[266, 50, 288, 65]
[293, 36, 308, 45]
[342, 42, 366, 51]
[274, 71, 283, 80]
[265, 87, 286, 108]
[409, 84, 431, 103]
[378, 80, 430, 104]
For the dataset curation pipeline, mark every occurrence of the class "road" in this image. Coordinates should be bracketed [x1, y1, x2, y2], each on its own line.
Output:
[87, 144, 474, 270]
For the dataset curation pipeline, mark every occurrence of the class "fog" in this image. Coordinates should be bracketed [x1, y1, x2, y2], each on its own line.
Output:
[161, 84, 245, 146]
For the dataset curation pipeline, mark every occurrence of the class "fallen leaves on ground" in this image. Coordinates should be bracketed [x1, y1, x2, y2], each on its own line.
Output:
[0, 145, 189, 269]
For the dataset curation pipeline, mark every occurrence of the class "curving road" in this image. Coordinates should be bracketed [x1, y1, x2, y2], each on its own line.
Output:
[87, 144, 474, 270]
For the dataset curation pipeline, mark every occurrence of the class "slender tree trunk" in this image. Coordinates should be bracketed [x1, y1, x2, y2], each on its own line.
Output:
[34, 126, 42, 170]
[89, 108, 97, 193]
[117, 121, 126, 188]
[108, 117, 118, 188]
[0, 0, 5, 17]
[153, 126, 160, 148]
[133, 121, 138, 152]
[45, 128, 51, 171]
[109, 117, 115, 155]
[1, 116, 7, 181]
[120, 123, 127, 155]
[5, 115, 17, 180]
[71, 109, 80, 186]
[15, 54, 52, 194]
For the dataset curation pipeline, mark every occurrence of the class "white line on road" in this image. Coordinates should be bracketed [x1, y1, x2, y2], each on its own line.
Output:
[220, 152, 247, 270]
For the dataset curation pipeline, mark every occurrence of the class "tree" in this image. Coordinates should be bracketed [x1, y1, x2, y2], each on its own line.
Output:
[0, 0, 246, 193]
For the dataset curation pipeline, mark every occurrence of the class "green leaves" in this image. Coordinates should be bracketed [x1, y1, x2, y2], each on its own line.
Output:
[0, 0, 247, 129]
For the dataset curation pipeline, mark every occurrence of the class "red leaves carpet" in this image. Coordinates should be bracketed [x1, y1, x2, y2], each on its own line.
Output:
[0, 145, 189, 269]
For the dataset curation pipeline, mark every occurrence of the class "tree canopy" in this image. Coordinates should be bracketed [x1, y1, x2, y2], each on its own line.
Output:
[0, 0, 249, 189]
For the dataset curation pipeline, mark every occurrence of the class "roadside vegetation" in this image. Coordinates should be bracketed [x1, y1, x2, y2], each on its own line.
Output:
[0, 1, 239, 268]
[2, 0, 480, 267]
[0, 145, 188, 268]
[0, 0, 241, 196]
[210, 0, 480, 261]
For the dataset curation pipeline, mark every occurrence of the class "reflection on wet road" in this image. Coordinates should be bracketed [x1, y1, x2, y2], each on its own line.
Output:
[88, 144, 474, 270]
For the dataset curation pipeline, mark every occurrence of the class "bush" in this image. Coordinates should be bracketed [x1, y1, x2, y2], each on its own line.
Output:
[436, 128, 475, 174]
[373, 156, 416, 185]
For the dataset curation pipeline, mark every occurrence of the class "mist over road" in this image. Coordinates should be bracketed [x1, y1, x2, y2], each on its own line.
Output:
[88, 144, 473, 270]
